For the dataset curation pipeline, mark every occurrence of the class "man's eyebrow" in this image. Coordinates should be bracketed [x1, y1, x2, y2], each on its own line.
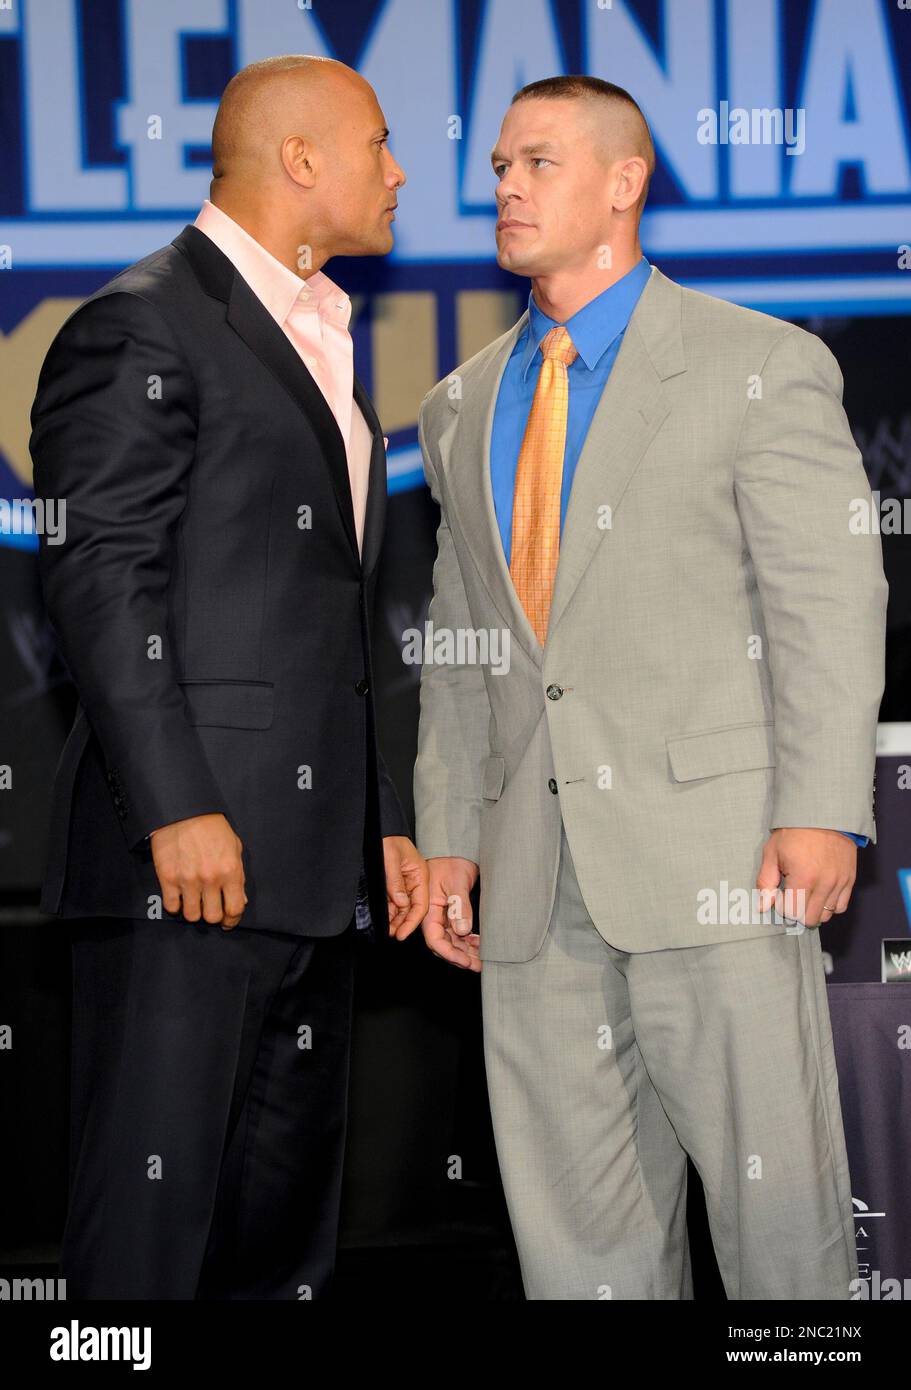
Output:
[490, 141, 560, 165]
[372, 126, 390, 139]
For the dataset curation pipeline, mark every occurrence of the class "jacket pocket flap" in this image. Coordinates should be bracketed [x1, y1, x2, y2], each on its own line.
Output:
[178, 679, 274, 730]
[666, 721, 775, 782]
[481, 754, 506, 801]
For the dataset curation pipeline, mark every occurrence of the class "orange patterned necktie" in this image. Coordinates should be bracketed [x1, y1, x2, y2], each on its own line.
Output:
[509, 325, 579, 646]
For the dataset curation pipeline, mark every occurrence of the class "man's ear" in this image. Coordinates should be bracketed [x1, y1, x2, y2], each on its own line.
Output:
[281, 135, 318, 190]
[612, 155, 649, 213]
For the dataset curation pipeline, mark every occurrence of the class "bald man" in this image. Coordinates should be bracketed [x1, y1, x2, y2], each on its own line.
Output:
[30, 56, 426, 1299]
[412, 76, 884, 1297]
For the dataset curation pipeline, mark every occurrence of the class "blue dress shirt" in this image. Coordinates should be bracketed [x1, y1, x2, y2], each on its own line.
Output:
[490, 256, 652, 565]
[488, 256, 868, 849]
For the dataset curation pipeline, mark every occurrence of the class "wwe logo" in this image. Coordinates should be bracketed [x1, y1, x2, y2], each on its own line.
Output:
[888, 951, 911, 975]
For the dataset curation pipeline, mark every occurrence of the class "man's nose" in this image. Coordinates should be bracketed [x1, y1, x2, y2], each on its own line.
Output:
[496, 169, 523, 202]
[496, 183, 522, 210]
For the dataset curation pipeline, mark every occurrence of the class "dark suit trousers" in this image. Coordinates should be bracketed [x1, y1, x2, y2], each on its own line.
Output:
[60, 911, 357, 1300]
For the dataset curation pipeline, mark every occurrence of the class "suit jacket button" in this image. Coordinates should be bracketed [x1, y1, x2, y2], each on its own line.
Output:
[355, 678, 369, 695]
[546, 684, 563, 701]
[547, 778, 558, 794]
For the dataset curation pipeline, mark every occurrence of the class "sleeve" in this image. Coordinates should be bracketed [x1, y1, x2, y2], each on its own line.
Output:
[412, 394, 493, 864]
[376, 746, 411, 839]
[733, 326, 888, 845]
[30, 290, 232, 849]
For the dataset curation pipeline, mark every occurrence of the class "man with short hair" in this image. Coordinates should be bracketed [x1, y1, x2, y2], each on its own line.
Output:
[411, 76, 886, 1299]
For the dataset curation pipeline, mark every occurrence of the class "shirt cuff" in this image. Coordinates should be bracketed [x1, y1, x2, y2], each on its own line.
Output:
[838, 831, 869, 847]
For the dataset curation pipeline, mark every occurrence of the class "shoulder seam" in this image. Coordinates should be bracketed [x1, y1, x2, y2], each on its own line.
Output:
[75, 286, 201, 421]
[731, 325, 802, 469]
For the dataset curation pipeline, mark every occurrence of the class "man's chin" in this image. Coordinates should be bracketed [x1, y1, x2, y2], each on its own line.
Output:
[496, 246, 535, 277]
[338, 230, 394, 258]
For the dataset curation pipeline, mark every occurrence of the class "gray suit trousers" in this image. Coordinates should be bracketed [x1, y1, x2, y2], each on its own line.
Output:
[480, 822, 859, 1300]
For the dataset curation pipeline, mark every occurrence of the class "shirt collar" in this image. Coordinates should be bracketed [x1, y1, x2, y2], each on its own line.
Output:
[193, 199, 352, 329]
[520, 255, 652, 379]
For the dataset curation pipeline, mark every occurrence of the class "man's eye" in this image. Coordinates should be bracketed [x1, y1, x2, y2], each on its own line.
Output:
[493, 158, 550, 176]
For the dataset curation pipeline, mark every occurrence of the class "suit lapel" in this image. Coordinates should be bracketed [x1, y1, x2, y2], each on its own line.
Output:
[225, 267, 362, 561]
[548, 271, 685, 635]
[437, 316, 543, 667]
[438, 266, 686, 659]
[174, 225, 384, 572]
[353, 373, 387, 581]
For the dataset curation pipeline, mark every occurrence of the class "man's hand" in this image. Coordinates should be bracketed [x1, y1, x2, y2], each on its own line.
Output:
[384, 836, 430, 939]
[756, 827, 857, 928]
[422, 857, 481, 971]
[149, 813, 246, 929]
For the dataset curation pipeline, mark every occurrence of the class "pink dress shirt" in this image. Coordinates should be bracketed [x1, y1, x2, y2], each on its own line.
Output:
[193, 198, 372, 556]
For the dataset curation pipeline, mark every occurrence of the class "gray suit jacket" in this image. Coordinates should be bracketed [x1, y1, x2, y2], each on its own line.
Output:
[413, 266, 888, 961]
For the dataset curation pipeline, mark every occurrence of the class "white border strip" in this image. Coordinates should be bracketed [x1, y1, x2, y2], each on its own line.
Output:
[0, 221, 187, 265]
[876, 724, 911, 756]
[644, 205, 911, 254]
[685, 276, 910, 307]
[3, 207, 911, 267]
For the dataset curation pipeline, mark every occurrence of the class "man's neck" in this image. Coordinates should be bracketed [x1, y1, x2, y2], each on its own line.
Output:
[529, 245, 642, 323]
[209, 196, 328, 278]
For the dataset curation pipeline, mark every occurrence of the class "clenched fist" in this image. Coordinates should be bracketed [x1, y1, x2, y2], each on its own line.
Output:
[149, 813, 247, 929]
